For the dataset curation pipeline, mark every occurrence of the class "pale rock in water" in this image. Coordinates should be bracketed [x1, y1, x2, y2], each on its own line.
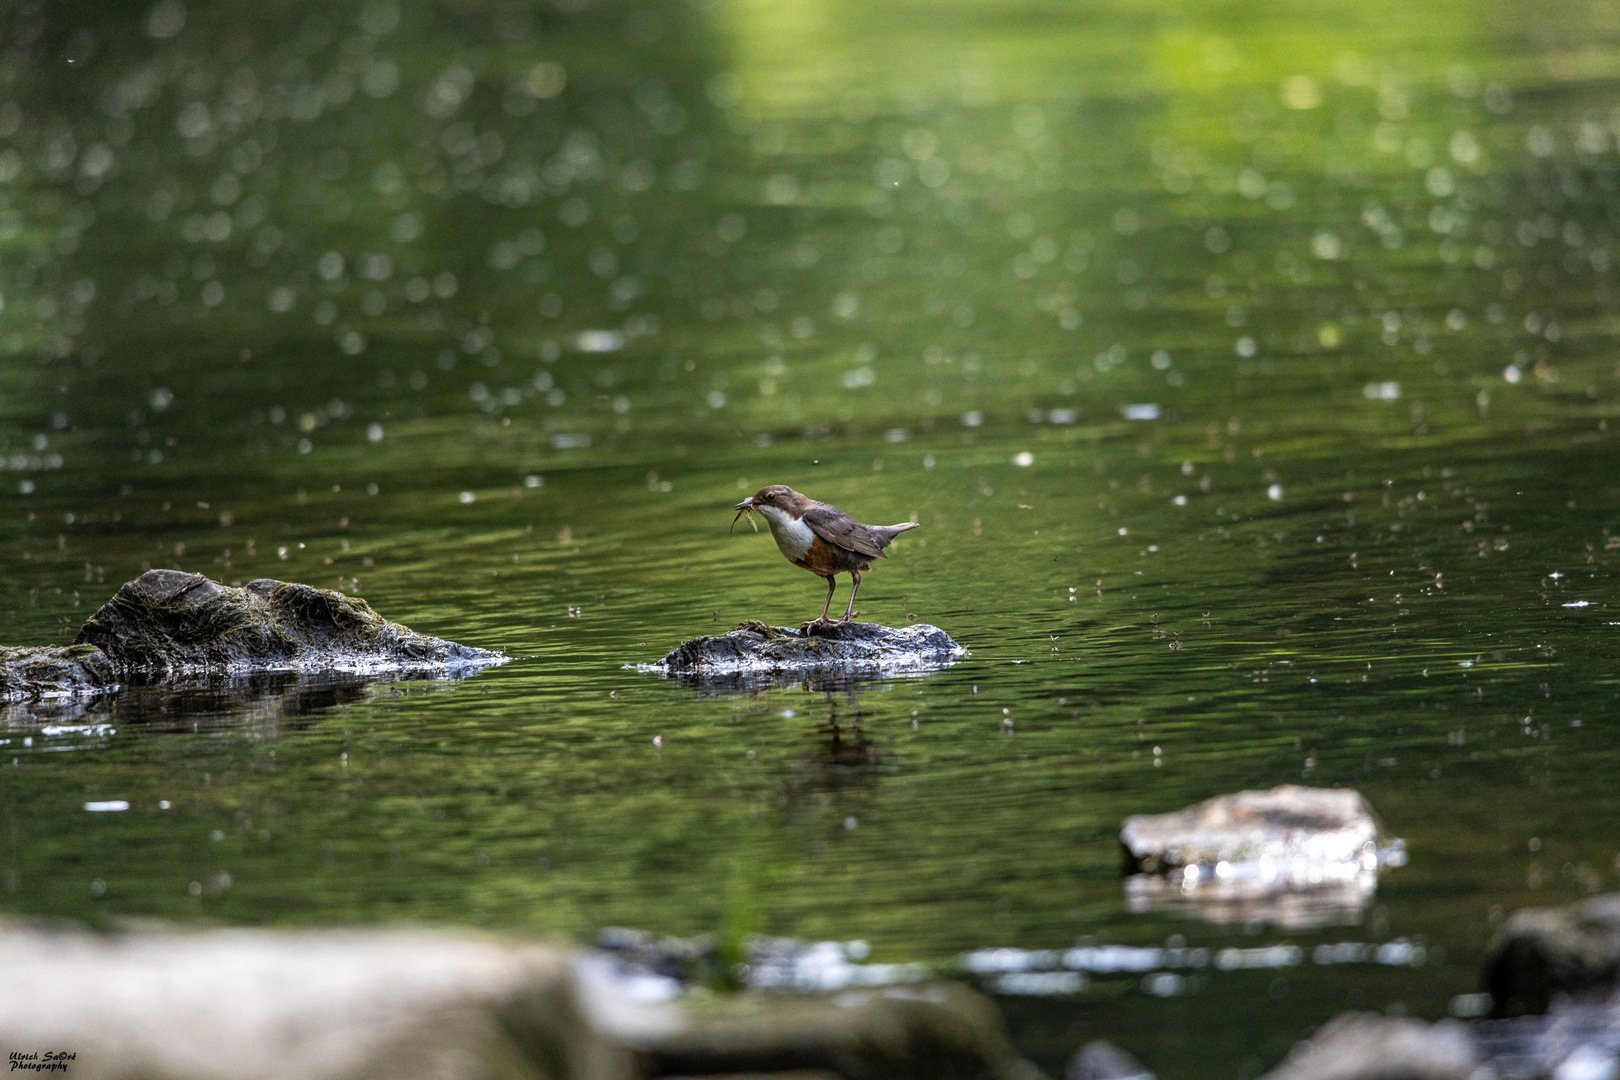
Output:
[1119, 785, 1405, 929]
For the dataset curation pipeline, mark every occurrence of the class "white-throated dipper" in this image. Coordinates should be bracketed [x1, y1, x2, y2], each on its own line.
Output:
[733, 485, 918, 628]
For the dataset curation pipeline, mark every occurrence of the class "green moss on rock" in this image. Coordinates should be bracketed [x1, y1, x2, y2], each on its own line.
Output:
[74, 569, 502, 675]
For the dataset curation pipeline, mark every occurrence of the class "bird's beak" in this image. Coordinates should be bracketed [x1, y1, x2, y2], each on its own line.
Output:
[731, 497, 759, 534]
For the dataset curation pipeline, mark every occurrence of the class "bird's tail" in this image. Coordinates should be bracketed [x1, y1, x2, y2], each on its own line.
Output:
[873, 521, 920, 549]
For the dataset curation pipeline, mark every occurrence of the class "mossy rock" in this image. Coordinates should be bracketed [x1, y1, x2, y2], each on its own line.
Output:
[74, 570, 502, 676]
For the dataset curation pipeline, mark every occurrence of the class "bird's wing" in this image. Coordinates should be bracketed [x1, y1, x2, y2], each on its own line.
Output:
[801, 505, 886, 558]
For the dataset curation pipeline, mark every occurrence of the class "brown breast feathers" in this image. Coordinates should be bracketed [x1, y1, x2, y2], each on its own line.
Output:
[794, 535, 874, 577]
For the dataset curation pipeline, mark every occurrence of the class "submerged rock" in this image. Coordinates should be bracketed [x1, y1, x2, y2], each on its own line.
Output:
[1260, 1013, 1479, 1080]
[75, 570, 503, 676]
[1119, 785, 1404, 929]
[0, 920, 1036, 1080]
[1484, 892, 1620, 1017]
[0, 644, 119, 701]
[648, 620, 965, 685]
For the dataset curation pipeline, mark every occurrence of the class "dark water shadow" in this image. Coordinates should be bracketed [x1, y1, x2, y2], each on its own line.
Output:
[0, 667, 478, 735]
[774, 685, 885, 797]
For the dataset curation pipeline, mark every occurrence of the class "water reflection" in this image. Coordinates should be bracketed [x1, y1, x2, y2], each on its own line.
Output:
[678, 673, 887, 775]
[798, 685, 881, 781]
[0, 668, 470, 735]
[1122, 870, 1379, 931]
[659, 664, 949, 694]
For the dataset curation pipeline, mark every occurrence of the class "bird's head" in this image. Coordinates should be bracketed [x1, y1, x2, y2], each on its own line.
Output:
[732, 484, 800, 532]
[735, 485, 796, 512]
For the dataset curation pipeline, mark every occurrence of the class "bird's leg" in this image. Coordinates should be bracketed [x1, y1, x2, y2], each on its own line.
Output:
[838, 571, 861, 624]
[802, 576, 839, 635]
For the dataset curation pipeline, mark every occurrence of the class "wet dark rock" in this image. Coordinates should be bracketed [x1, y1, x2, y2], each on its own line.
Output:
[1259, 1013, 1479, 1080]
[0, 920, 1037, 1080]
[1067, 1039, 1153, 1080]
[74, 570, 502, 676]
[649, 620, 965, 684]
[0, 644, 119, 701]
[1484, 892, 1620, 1017]
[1119, 786, 1403, 929]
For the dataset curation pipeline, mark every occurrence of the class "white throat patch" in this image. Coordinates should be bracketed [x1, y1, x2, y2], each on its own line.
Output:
[758, 504, 814, 560]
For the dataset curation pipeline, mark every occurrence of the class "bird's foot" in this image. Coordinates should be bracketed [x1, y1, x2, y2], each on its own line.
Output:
[800, 617, 842, 637]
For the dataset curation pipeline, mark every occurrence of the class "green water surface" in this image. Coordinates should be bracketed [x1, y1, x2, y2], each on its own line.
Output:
[4, 0, 1620, 1074]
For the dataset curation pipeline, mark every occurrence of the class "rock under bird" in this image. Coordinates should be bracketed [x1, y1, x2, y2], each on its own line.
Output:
[733, 485, 919, 628]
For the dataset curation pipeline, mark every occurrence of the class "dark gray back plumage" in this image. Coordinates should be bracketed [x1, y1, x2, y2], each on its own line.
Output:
[802, 504, 917, 559]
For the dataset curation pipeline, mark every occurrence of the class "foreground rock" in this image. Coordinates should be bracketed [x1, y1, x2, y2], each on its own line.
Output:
[648, 620, 965, 685]
[1120, 786, 1404, 928]
[1067, 1040, 1153, 1080]
[1485, 892, 1620, 1017]
[1266, 1005, 1620, 1080]
[0, 920, 1037, 1080]
[0, 644, 119, 701]
[74, 569, 502, 676]
[1273, 891, 1620, 1078]
[1260, 1014, 1479, 1080]
[1470, 997, 1620, 1076]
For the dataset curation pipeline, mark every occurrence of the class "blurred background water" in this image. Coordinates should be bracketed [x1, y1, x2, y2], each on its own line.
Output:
[4, 0, 1620, 1073]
